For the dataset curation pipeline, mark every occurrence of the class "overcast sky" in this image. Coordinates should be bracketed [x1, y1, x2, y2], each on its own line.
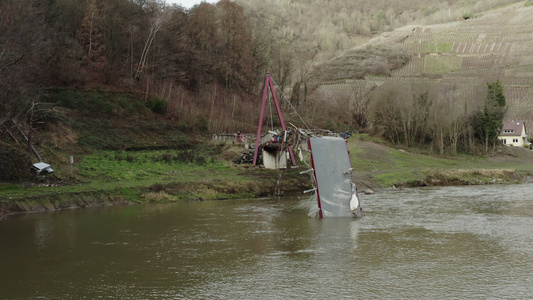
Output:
[165, 0, 217, 9]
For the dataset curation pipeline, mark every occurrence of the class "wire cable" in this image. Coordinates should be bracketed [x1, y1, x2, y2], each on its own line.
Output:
[270, 77, 311, 130]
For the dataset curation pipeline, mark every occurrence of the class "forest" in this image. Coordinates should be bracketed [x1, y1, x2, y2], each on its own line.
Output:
[0, 0, 264, 134]
[0, 0, 527, 158]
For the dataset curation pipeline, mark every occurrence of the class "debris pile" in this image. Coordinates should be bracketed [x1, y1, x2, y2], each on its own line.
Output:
[233, 149, 262, 165]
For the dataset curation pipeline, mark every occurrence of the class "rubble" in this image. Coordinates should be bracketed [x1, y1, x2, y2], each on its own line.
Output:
[233, 149, 262, 165]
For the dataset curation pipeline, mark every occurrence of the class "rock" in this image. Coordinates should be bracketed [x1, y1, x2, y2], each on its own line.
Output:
[233, 149, 261, 165]
[364, 189, 375, 195]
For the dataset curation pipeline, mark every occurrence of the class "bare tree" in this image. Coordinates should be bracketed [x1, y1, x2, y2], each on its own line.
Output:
[134, 15, 164, 81]
[0, 1, 52, 126]
[76, 0, 107, 77]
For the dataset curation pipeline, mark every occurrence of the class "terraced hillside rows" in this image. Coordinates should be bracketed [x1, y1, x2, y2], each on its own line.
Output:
[313, 1, 533, 127]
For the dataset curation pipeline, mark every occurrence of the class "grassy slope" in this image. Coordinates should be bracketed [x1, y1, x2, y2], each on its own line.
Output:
[349, 134, 533, 189]
[0, 147, 307, 201]
[2, 130, 533, 219]
[3, 133, 532, 200]
[0, 89, 308, 217]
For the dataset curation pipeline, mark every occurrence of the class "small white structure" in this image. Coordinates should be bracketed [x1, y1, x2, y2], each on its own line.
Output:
[262, 150, 287, 169]
[498, 121, 528, 147]
[31, 162, 54, 174]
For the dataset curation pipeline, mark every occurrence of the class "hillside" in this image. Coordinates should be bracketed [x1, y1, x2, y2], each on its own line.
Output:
[2, 0, 533, 191]
[236, 0, 524, 73]
[310, 1, 533, 127]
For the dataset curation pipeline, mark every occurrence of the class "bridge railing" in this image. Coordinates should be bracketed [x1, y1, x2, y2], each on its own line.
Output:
[212, 133, 258, 144]
[212, 131, 346, 145]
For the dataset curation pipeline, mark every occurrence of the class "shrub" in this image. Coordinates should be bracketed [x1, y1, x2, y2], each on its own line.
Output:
[146, 98, 167, 114]
[462, 12, 473, 20]
[198, 117, 209, 132]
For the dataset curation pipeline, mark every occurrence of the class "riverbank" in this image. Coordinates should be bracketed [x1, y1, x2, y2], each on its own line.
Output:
[0, 161, 309, 220]
[2, 136, 533, 220]
[349, 134, 533, 190]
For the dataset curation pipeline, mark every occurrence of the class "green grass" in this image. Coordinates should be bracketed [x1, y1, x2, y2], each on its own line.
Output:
[75, 119, 192, 151]
[0, 142, 296, 204]
[348, 134, 533, 187]
[0, 184, 23, 192]
[0, 147, 243, 200]
[78, 150, 221, 181]
[426, 42, 453, 53]
[3, 131, 533, 204]
[349, 146, 462, 186]
[374, 171, 424, 187]
[424, 55, 463, 74]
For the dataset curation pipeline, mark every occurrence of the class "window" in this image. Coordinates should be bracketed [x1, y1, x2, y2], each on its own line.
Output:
[502, 139, 507, 144]
[513, 138, 519, 143]
[504, 129, 514, 133]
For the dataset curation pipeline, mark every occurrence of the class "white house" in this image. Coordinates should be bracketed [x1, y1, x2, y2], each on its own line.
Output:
[498, 121, 528, 147]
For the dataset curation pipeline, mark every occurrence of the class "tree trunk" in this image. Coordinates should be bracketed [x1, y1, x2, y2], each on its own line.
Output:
[27, 100, 35, 154]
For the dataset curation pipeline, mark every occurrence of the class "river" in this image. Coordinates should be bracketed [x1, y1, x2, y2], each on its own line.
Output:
[1, 184, 532, 299]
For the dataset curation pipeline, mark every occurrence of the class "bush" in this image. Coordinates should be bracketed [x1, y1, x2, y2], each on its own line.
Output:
[146, 98, 168, 114]
[198, 117, 209, 132]
[462, 12, 473, 19]
[0, 143, 32, 181]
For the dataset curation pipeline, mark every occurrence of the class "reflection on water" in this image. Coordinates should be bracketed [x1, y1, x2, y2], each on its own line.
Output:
[1, 184, 532, 299]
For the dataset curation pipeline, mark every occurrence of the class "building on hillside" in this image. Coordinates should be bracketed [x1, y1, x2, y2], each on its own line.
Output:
[498, 121, 529, 147]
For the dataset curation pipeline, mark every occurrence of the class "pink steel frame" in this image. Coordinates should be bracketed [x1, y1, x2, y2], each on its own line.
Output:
[307, 138, 323, 218]
[252, 72, 297, 166]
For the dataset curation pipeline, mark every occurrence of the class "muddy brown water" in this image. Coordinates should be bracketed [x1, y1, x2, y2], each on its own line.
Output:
[1, 184, 532, 299]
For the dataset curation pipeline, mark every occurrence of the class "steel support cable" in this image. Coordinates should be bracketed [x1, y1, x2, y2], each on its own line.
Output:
[270, 77, 311, 130]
